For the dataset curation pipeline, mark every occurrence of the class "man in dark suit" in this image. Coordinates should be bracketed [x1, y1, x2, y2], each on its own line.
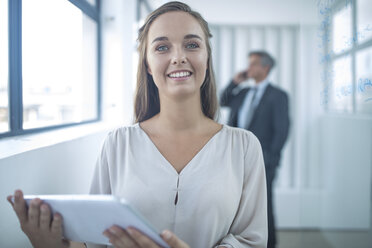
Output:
[220, 51, 290, 248]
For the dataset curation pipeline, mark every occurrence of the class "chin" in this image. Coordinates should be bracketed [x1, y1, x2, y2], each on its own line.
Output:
[168, 88, 200, 100]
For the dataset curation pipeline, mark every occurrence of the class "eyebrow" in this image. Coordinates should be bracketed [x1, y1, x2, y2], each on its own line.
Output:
[151, 34, 203, 44]
[184, 34, 203, 40]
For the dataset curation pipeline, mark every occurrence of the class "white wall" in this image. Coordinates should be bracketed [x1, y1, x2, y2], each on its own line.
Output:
[152, 0, 319, 25]
[319, 115, 372, 229]
[101, 0, 137, 124]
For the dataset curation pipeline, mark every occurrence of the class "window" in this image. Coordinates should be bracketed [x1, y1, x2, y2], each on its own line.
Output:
[0, 0, 9, 133]
[356, 47, 372, 112]
[356, 0, 372, 44]
[325, 0, 372, 114]
[330, 56, 353, 112]
[1, 0, 100, 138]
[332, 3, 352, 54]
[22, 0, 98, 129]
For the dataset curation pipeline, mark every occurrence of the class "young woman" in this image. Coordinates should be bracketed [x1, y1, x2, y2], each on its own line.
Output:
[8, 2, 267, 248]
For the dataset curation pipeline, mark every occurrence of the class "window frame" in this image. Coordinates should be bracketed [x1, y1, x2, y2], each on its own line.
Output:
[1, 0, 101, 138]
[326, 0, 372, 113]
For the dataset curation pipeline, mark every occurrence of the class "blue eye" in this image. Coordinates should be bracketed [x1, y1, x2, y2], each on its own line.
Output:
[186, 43, 199, 49]
[156, 45, 168, 51]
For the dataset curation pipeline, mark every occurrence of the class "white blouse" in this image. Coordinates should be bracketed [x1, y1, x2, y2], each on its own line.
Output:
[87, 123, 267, 248]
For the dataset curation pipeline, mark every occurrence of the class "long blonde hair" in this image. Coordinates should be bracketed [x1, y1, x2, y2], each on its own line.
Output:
[134, 1, 218, 123]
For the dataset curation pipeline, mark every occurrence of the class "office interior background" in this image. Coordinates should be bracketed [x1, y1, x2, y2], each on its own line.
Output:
[0, 0, 371, 247]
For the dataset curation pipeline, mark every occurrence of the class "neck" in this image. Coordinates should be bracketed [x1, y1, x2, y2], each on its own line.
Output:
[254, 75, 267, 85]
[155, 93, 208, 133]
[254, 77, 266, 85]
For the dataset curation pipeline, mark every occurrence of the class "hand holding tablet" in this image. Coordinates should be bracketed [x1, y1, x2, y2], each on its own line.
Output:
[7, 190, 182, 248]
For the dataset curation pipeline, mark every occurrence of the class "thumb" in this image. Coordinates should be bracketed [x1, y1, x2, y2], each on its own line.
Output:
[161, 230, 189, 248]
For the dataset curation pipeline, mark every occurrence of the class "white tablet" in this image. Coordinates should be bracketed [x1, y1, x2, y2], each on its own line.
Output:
[17, 195, 170, 248]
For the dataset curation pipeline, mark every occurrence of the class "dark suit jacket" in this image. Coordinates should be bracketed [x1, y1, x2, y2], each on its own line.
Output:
[220, 81, 290, 172]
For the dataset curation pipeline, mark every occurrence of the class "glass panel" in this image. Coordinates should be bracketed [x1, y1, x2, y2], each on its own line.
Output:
[22, 0, 98, 129]
[357, 0, 372, 44]
[329, 56, 353, 112]
[0, 0, 9, 133]
[356, 47, 372, 113]
[332, 3, 352, 54]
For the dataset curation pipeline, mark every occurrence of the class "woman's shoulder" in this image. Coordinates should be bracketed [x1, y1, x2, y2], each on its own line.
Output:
[221, 125, 262, 150]
[221, 124, 256, 139]
[104, 123, 142, 144]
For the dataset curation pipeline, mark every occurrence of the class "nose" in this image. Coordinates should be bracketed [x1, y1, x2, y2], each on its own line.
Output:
[171, 48, 187, 65]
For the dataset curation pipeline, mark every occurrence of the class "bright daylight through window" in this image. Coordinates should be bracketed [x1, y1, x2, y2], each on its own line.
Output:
[0, 0, 9, 133]
[22, 0, 98, 129]
[328, 0, 372, 113]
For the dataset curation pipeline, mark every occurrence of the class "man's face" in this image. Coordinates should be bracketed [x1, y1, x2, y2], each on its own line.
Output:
[247, 55, 269, 82]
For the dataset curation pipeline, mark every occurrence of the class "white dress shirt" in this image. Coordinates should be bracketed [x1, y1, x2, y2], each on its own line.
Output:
[87, 123, 267, 248]
[238, 79, 270, 129]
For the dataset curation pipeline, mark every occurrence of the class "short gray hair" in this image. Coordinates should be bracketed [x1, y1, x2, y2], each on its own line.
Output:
[249, 50, 275, 72]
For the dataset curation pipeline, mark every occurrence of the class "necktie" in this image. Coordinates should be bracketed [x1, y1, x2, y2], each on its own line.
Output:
[244, 88, 258, 129]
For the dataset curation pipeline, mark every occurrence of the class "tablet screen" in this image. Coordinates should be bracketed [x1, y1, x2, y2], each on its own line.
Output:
[20, 195, 170, 248]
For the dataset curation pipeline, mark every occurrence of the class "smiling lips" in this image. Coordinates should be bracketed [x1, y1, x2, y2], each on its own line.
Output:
[168, 70, 192, 79]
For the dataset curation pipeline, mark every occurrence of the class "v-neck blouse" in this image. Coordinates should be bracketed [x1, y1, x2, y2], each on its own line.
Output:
[138, 123, 225, 175]
[89, 123, 267, 248]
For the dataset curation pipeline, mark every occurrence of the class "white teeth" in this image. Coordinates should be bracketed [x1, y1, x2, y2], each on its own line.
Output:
[169, 71, 191, 78]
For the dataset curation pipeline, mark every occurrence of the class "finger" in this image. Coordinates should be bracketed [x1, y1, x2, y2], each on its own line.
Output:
[12, 190, 28, 224]
[62, 238, 71, 247]
[103, 230, 122, 247]
[7, 195, 14, 207]
[103, 226, 138, 247]
[51, 213, 63, 238]
[127, 227, 158, 248]
[161, 230, 189, 248]
[39, 204, 52, 231]
[28, 198, 42, 228]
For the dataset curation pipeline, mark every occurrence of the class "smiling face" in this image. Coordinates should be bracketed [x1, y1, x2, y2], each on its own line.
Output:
[146, 11, 208, 100]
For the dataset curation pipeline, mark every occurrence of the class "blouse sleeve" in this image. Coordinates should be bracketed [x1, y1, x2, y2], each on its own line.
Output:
[219, 132, 268, 248]
[86, 134, 113, 248]
[89, 134, 112, 195]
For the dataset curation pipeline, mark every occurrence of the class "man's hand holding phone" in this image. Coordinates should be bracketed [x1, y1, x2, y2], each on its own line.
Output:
[233, 70, 249, 84]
